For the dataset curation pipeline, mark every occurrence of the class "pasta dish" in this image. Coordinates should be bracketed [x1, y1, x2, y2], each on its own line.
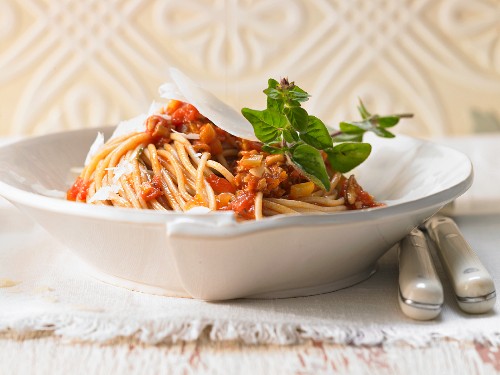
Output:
[67, 70, 409, 220]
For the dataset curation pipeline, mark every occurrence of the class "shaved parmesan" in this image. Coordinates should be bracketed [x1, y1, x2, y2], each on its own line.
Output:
[106, 158, 135, 184]
[185, 206, 212, 214]
[158, 82, 188, 102]
[110, 114, 147, 140]
[147, 101, 165, 115]
[171, 130, 200, 140]
[84, 132, 104, 166]
[88, 185, 121, 203]
[166, 68, 259, 142]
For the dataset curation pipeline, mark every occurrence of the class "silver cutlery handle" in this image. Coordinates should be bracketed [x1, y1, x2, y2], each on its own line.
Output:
[425, 216, 496, 314]
[398, 228, 443, 320]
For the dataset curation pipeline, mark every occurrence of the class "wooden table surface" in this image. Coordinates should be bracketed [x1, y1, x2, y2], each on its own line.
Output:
[1, 332, 499, 375]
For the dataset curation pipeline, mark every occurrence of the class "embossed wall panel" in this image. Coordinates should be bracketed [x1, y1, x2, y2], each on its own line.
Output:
[1, 0, 499, 137]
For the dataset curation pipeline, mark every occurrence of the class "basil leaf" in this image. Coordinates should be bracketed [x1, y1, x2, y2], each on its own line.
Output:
[262, 144, 288, 154]
[263, 79, 280, 98]
[377, 116, 399, 128]
[267, 96, 284, 111]
[371, 127, 395, 138]
[265, 88, 282, 100]
[326, 143, 371, 173]
[290, 144, 330, 191]
[284, 106, 308, 132]
[339, 121, 369, 134]
[357, 99, 371, 119]
[299, 116, 333, 150]
[331, 133, 363, 143]
[289, 85, 310, 103]
[264, 79, 284, 111]
[267, 78, 279, 88]
[283, 128, 298, 143]
[241, 108, 287, 143]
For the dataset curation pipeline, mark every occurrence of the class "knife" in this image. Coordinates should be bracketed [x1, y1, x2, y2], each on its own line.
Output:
[398, 228, 444, 320]
[424, 215, 496, 314]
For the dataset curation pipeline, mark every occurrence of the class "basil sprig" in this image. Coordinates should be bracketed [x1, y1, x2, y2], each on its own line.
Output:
[241, 78, 412, 191]
[335, 100, 413, 141]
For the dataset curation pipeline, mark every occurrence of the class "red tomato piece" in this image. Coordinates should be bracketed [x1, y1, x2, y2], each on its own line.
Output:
[170, 103, 203, 127]
[67, 177, 91, 201]
[226, 191, 256, 219]
[340, 175, 381, 209]
[140, 174, 163, 201]
[207, 174, 236, 195]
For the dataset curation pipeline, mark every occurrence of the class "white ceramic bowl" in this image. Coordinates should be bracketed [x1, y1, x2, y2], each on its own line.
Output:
[0, 128, 473, 300]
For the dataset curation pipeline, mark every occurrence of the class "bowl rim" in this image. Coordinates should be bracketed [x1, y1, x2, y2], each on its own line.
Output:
[0, 127, 474, 228]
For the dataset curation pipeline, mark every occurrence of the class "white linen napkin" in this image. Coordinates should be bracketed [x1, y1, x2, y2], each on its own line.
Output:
[436, 134, 500, 215]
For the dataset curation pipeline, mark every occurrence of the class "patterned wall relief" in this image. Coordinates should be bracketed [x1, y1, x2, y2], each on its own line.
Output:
[152, 0, 307, 77]
[439, 0, 500, 75]
[0, 0, 499, 137]
[1, 1, 172, 134]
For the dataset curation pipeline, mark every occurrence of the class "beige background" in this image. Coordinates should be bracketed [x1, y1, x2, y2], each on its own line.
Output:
[1, 0, 499, 137]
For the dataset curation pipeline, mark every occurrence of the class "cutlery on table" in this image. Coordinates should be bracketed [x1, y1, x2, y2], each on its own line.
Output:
[398, 228, 444, 320]
[398, 214, 496, 320]
[424, 215, 496, 314]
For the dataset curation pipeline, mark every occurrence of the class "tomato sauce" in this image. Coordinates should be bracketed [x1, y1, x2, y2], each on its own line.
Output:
[67, 177, 91, 201]
[207, 174, 236, 195]
[224, 191, 256, 220]
[169, 103, 203, 127]
[140, 174, 163, 201]
[339, 175, 382, 209]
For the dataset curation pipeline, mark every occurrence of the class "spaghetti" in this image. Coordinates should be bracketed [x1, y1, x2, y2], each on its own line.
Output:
[67, 100, 382, 220]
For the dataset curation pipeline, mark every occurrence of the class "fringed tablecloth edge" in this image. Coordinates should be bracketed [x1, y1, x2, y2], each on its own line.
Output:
[1, 314, 499, 348]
